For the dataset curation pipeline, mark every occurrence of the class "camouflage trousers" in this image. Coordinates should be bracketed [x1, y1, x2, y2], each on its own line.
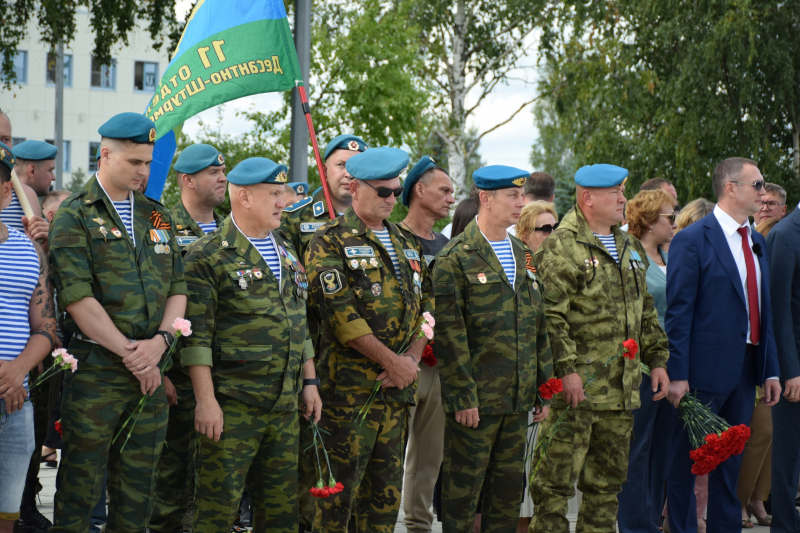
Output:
[150, 373, 197, 533]
[304, 401, 409, 533]
[52, 341, 169, 533]
[530, 408, 633, 533]
[441, 412, 527, 533]
[193, 394, 299, 533]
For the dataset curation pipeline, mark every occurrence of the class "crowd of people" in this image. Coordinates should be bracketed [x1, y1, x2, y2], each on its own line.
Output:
[1, 104, 800, 533]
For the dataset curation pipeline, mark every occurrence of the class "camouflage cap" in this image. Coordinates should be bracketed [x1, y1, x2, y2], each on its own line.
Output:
[323, 134, 368, 160]
[473, 165, 530, 190]
[227, 157, 288, 186]
[174, 143, 224, 174]
[13, 140, 58, 161]
[98, 112, 156, 144]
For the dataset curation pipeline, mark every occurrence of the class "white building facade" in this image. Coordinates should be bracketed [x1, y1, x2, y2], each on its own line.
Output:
[0, 8, 169, 185]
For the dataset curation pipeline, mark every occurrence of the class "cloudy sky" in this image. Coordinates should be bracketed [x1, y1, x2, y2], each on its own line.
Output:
[176, 2, 541, 170]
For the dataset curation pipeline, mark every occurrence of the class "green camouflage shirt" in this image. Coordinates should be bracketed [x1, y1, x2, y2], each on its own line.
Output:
[280, 189, 334, 258]
[433, 218, 553, 415]
[49, 175, 188, 342]
[305, 207, 433, 406]
[170, 199, 224, 253]
[180, 216, 313, 411]
[534, 206, 669, 411]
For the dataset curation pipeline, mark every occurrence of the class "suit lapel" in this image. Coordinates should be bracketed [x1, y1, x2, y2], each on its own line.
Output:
[704, 215, 746, 306]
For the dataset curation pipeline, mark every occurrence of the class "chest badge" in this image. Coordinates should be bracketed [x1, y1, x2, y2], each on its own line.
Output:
[478, 273, 487, 284]
[99, 226, 108, 240]
[111, 227, 122, 238]
[253, 268, 263, 280]
[371, 282, 382, 296]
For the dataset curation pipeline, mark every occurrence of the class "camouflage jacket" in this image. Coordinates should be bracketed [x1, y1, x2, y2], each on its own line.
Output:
[49, 175, 188, 342]
[305, 207, 433, 406]
[433, 219, 553, 415]
[534, 206, 669, 411]
[180, 216, 313, 411]
[170, 199, 224, 253]
[280, 189, 332, 258]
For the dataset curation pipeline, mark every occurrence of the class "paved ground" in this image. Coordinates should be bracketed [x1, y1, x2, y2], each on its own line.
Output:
[36, 452, 771, 532]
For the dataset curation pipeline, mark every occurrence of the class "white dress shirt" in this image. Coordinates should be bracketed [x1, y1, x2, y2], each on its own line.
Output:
[713, 205, 761, 345]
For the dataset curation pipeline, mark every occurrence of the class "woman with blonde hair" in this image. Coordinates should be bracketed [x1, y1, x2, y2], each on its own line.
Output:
[617, 189, 679, 533]
[676, 198, 715, 232]
[516, 200, 559, 254]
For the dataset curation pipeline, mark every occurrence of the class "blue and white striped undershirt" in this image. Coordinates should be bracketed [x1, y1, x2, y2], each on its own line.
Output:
[488, 238, 516, 286]
[249, 233, 282, 283]
[197, 221, 218, 235]
[0, 228, 40, 390]
[373, 229, 402, 283]
[593, 233, 619, 263]
[112, 200, 134, 245]
[1, 190, 26, 232]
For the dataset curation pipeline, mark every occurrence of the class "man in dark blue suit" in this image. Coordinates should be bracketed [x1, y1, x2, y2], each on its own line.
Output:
[766, 203, 800, 533]
[665, 157, 781, 533]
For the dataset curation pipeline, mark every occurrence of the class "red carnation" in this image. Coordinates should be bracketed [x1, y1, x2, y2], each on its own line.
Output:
[328, 481, 345, 495]
[421, 343, 437, 367]
[309, 486, 331, 498]
[622, 339, 638, 359]
[55, 420, 63, 437]
[538, 378, 564, 400]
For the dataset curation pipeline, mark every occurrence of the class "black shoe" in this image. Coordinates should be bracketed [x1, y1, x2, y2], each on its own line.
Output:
[18, 481, 52, 533]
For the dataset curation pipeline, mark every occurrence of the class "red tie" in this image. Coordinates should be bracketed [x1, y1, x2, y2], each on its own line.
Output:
[737, 227, 760, 344]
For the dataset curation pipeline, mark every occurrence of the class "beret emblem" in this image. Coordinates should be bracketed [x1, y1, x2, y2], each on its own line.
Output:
[512, 177, 526, 187]
[276, 171, 288, 183]
[217, 153, 224, 165]
[149, 128, 156, 142]
[348, 140, 359, 151]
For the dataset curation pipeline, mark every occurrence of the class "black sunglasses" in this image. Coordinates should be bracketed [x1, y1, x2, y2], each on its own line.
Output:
[534, 223, 559, 235]
[659, 213, 676, 224]
[360, 180, 404, 198]
[731, 180, 765, 192]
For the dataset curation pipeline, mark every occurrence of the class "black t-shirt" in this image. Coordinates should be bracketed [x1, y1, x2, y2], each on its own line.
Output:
[417, 232, 450, 267]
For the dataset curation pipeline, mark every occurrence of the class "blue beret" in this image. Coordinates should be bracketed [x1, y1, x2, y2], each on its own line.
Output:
[13, 140, 58, 161]
[289, 182, 309, 195]
[574, 164, 628, 188]
[401, 156, 437, 206]
[98, 112, 156, 144]
[174, 144, 224, 175]
[227, 157, 288, 186]
[324, 134, 368, 160]
[472, 165, 530, 190]
[345, 147, 409, 182]
[0, 141, 15, 172]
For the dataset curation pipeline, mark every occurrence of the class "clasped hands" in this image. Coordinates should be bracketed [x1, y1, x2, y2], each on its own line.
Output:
[376, 352, 420, 390]
[122, 336, 168, 396]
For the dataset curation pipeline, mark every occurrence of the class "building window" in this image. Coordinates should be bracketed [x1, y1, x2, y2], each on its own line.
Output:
[46, 139, 71, 172]
[11, 137, 26, 146]
[46, 53, 73, 86]
[89, 142, 101, 172]
[134, 61, 158, 92]
[1, 51, 28, 83]
[91, 57, 116, 90]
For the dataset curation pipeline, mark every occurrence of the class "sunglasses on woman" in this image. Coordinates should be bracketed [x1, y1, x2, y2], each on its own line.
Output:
[360, 180, 404, 198]
[534, 223, 559, 235]
[660, 213, 676, 224]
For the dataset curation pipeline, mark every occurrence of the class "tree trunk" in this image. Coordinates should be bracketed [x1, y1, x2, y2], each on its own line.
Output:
[441, 0, 469, 201]
[794, 123, 800, 184]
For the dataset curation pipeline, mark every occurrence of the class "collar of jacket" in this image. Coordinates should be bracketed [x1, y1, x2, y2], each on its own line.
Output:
[217, 216, 288, 283]
[561, 205, 630, 247]
[171, 198, 223, 236]
[341, 206, 403, 239]
[460, 217, 528, 291]
[81, 173, 158, 211]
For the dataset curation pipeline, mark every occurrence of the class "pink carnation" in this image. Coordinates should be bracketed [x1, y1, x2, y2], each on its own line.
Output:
[420, 323, 434, 340]
[423, 312, 435, 327]
[172, 317, 192, 337]
[61, 353, 78, 373]
[52, 348, 68, 359]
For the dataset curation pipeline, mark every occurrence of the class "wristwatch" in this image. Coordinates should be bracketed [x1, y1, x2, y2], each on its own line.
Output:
[156, 330, 174, 347]
[303, 378, 321, 387]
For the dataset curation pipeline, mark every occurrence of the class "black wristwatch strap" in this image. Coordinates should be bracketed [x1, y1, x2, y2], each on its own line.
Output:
[156, 330, 174, 347]
[303, 378, 320, 387]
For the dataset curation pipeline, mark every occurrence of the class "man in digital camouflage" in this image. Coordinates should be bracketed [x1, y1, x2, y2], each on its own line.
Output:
[530, 164, 670, 533]
[280, 134, 368, 257]
[181, 157, 321, 533]
[433, 165, 553, 533]
[150, 143, 227, 533]
[302, 147, 432, 533]
[48, 112, 188, 533]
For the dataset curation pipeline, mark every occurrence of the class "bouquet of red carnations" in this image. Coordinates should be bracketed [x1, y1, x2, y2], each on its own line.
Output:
[306, 420, 344, 498]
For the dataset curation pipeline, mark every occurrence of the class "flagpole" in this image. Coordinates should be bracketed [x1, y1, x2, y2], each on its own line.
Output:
[297, 84, 335, 220]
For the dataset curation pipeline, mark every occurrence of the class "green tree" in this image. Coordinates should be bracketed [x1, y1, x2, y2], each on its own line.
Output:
[1, 0, 184, 87]
[530, 96, 576, 217]
[65, 167, 86, 193]
[533, 0, 800, 203]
